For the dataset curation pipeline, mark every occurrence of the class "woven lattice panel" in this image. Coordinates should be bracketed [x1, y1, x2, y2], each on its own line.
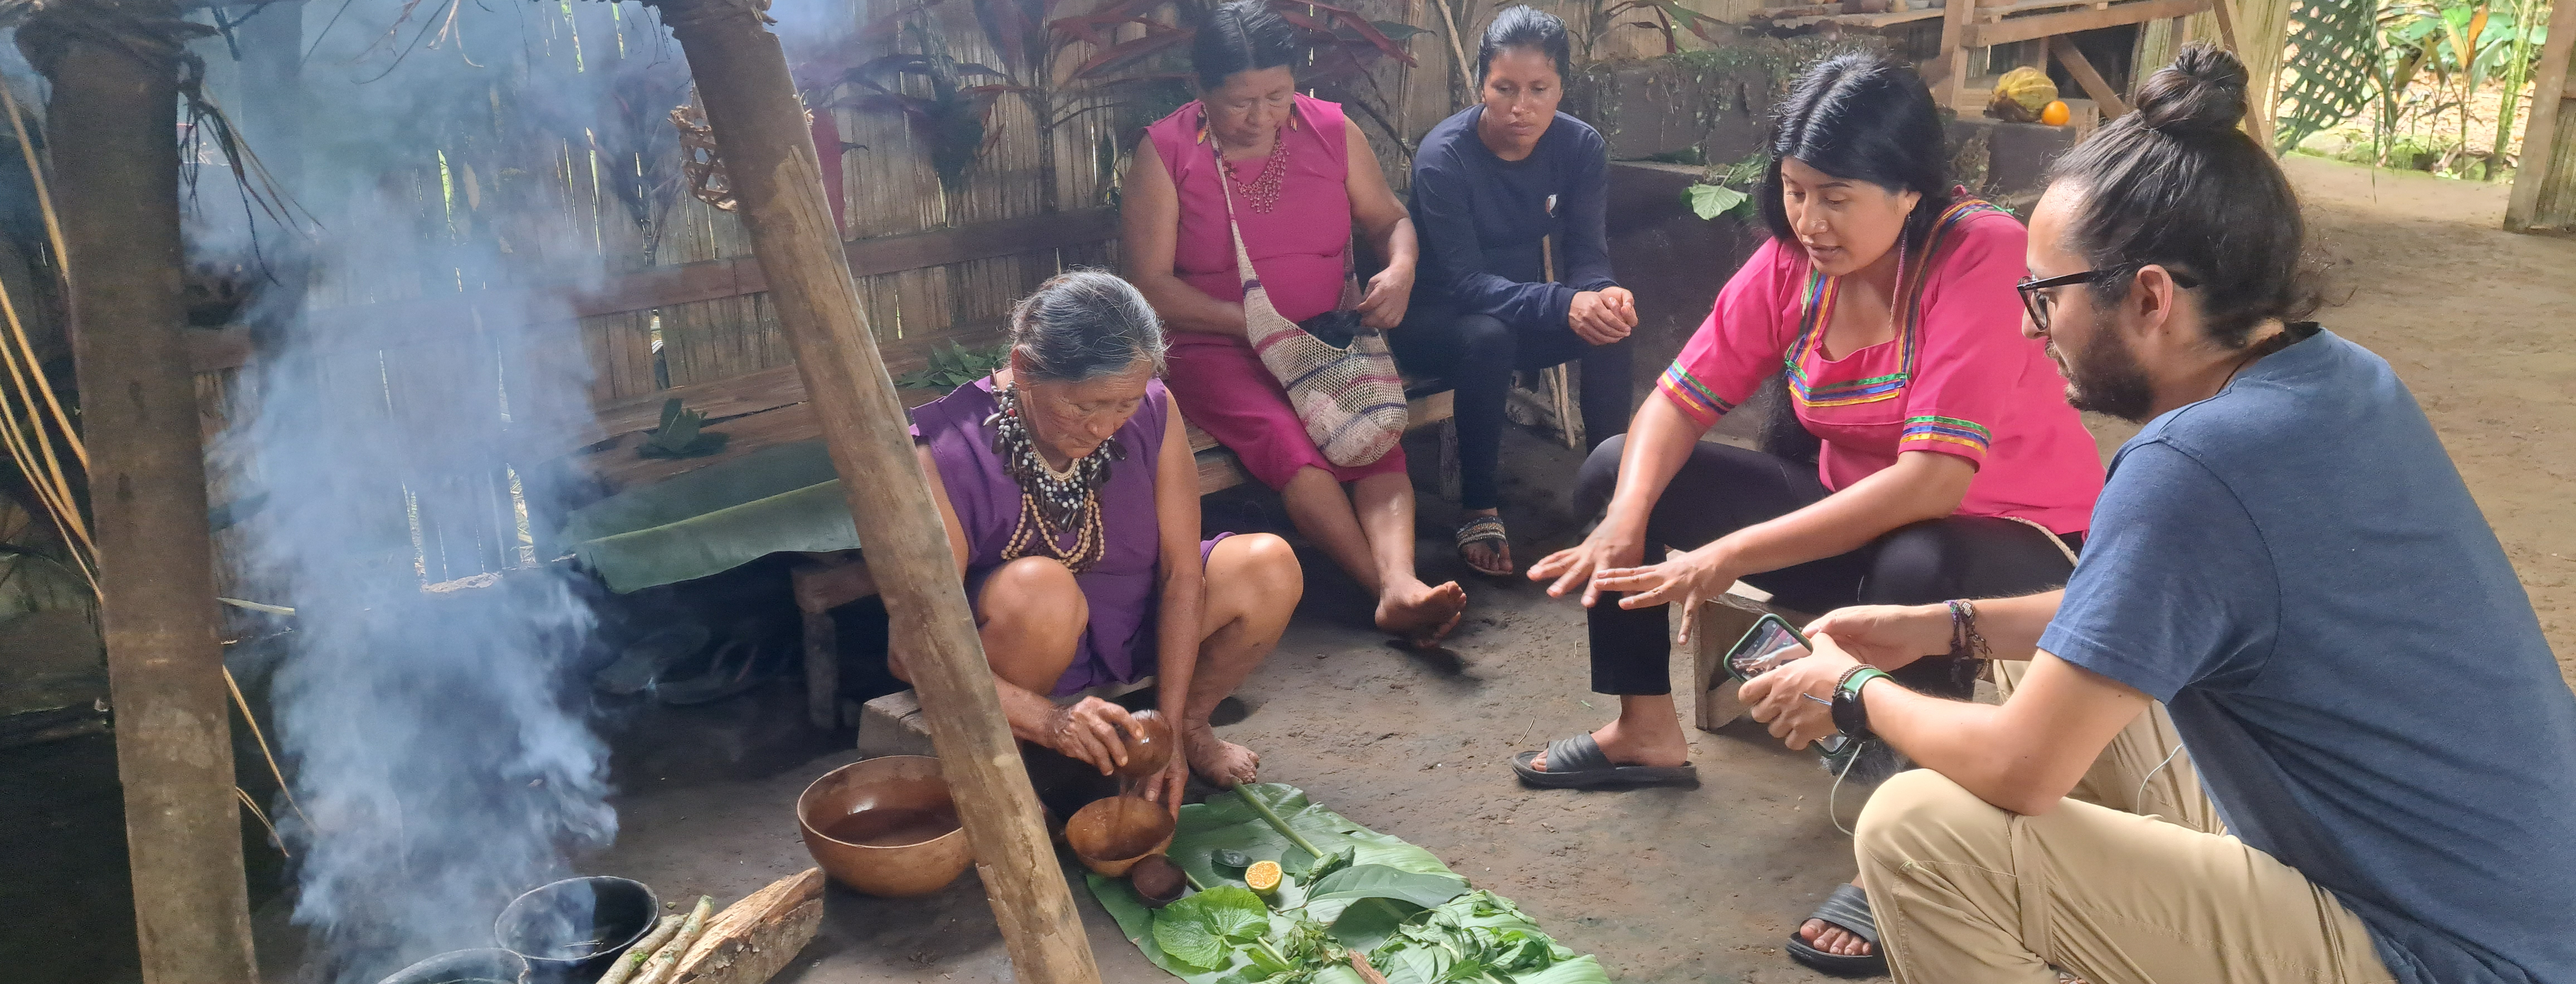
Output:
[2274, 0, 2381, 152]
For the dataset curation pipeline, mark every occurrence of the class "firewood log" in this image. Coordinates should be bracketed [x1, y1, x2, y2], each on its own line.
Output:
[669, 868, 827, 984]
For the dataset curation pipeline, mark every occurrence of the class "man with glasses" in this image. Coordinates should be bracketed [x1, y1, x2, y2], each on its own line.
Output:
[1739, 46, 2576, 984]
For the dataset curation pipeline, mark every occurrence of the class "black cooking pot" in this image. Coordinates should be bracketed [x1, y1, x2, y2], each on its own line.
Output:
[375, 948, 528, 984]
[493, 876, 661, 976]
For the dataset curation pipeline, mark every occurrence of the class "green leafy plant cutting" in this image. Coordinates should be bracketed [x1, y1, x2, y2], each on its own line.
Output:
[636, 398, 729, 459]
[1090, 783, 1608, 984]
[895, 342, 1009, 393]
[1682, 152, 1767, 222]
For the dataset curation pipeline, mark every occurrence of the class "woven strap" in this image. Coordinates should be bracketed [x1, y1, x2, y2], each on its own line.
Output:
[2000, 516, 2079, 566]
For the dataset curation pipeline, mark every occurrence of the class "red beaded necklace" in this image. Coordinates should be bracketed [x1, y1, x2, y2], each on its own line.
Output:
[1213, 126, 1291, 215]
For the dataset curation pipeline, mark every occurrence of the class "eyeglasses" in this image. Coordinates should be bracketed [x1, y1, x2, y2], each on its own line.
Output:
[2017, 268, 2201, 332]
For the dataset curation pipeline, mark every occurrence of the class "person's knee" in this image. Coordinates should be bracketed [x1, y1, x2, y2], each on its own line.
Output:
[1859, 521, 1962, 606]
[1216, 534, 1305, 615]
[984, 556, 1089, 634]
[1455, 315, 1514, 373]
[1855, 769, 2005, 867]
[1573, 434, 1627, 515]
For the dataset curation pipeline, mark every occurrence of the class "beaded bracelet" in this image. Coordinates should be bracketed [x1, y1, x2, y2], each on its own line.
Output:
[1945, 599, 1992, 660]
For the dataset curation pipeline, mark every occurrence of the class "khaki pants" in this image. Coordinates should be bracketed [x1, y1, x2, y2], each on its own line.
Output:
[1853, 662, 2395, 984]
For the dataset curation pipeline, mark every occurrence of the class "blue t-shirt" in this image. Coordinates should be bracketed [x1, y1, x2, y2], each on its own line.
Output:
[1405, 106, 1616, 330]
[2040, 327, 2576, 984]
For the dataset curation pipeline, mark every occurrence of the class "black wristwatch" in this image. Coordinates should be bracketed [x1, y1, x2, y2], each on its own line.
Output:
[1831, 666, 1892, 739]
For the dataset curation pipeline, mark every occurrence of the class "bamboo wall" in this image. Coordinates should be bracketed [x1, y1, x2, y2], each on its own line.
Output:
[173, 0, 1773, 595]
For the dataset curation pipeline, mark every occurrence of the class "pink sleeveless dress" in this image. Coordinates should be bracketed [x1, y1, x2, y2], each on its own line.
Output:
[1143, 94, 1409, 490]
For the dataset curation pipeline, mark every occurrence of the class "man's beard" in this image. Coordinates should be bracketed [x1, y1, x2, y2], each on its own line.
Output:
[2054, 333, 2156, 423]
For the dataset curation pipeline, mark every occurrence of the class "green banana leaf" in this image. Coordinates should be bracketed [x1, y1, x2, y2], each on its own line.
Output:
[558, 439, 858, 593]
[1088, 784, 1609, 984]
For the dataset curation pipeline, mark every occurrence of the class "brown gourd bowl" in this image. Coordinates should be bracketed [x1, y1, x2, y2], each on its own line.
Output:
[1064, 795, 1176, 877]
[796, 756, 974, 898]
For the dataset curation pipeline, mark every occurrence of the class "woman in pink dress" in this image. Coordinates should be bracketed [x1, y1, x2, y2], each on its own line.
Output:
[1121, 0, 1465, 645]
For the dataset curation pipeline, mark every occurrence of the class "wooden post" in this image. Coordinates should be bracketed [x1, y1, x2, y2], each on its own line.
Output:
[20, 9, 260, 984]
[640, 2, 1103, 981]
[1935, 0, 1982, 107]
[2505, 0, 2576, 233]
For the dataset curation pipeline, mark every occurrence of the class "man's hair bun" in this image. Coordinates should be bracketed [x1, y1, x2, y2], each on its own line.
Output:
[2131, 43, 2249, 135]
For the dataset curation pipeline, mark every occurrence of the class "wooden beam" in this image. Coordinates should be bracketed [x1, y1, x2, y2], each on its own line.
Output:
[32, 11, 259, 983]
[2048, 35, 2129, 116]
[186, 209, 1119, 374]
[1968, 0, 2209, 47]
[640, 3, 1102, 982]
[1935, 0, 1982, 105]
[2506, 0, 2576, 232]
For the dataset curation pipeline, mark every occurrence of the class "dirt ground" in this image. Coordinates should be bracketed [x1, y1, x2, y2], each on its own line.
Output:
[9, 155, 2571, 984]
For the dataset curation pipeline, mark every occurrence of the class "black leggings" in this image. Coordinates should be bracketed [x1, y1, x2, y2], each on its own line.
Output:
[1389, 309, 1633, 511]
[1577, 435, 2083, 698]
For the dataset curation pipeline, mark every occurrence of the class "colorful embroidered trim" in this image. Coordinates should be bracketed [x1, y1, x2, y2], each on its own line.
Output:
[1782, 199, 2010, 409]
[1656, 363, 1735, 424]
[1899, 415, 1992, 455]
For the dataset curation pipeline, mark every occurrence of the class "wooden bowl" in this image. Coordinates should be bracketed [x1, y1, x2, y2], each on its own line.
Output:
[797, 756, 973, 898]
[1064, 795, 1175, 877]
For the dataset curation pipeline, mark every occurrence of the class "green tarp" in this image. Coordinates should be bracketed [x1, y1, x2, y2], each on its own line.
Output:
[558, 439, 858, 593]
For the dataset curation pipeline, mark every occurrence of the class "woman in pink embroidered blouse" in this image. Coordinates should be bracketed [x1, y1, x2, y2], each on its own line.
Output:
[1122, 0, 1466, 647]
[1515, 54, 2106, 976]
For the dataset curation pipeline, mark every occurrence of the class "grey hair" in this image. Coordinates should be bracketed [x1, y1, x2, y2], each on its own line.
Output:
[1008, 269, 1168, 383]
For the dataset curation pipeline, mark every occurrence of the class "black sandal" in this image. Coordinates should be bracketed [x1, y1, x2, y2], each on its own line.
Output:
[1785, 883, 1887, 977]
[1509, 733, 1697, 788]
[1456, 514, 1512, 577]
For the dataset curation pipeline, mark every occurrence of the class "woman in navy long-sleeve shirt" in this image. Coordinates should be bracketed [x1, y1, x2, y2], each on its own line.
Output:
[1392, 6, 1637, 576]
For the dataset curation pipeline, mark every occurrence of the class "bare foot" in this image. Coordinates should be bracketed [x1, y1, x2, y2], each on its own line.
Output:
[1182, 720, 1259, 788]
[1796, 878, 1873, 958]
[1375, 579, 1467, 647]
[1529, 714, 1689, 772]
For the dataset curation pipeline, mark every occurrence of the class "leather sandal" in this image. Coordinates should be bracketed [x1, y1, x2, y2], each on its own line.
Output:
[1786, 883, 1888, 977]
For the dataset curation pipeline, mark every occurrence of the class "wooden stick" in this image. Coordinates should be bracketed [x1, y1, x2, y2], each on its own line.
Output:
[638, 3, 1103, 982]
[633, 895, 716, 984]
[1429, 0, 1477, 99]
[2047, 35, 2129, 116]
[602, 914, 686, 984]
[31, 12, 259, 983]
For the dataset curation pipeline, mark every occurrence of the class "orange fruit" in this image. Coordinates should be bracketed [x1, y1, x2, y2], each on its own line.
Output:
[2041, 100, 2072, 127]
[1244, 859, 1283, 896]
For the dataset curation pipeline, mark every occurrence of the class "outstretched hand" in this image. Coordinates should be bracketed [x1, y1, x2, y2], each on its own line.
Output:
[1528, 525, 1645, 608]
[1590, 546, 1742, 644]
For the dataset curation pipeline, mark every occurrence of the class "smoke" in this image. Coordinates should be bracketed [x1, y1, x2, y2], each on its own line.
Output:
[196, 1, 686, 978]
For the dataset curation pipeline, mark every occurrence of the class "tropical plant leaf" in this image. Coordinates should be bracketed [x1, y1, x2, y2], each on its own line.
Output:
[1305, 866, 1469, 910]
[1155, 915, 1228, 969]
[1684, 183, 1747, 221]
[1325, 897, 1423, 953]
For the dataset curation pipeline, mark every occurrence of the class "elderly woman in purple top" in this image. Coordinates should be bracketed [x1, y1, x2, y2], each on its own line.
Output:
[899, 271, 1301, 813]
